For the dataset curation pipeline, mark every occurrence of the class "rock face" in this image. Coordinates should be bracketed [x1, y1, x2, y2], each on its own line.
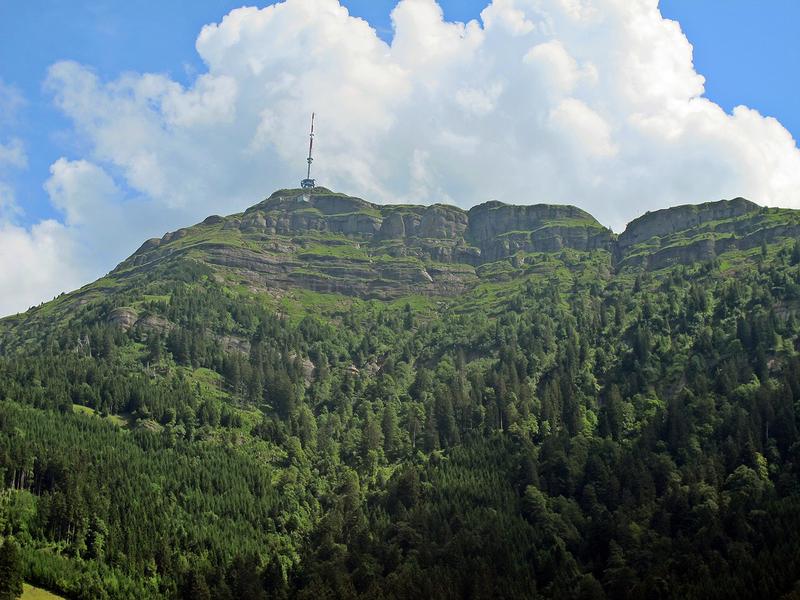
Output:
[108, 307, 138, 331]
[378, 213, 406, 239]
[616, 198, 800, 270]
[233, 189, 608, 257]
[108, 308, 174, 334]
[120, 187, 799, 299]
[617, 198, 759, 250]
[240, 191, 382, 237]
[468, 201, 595, 240]
[467, 201, 614, 261]
[418, 205, 469, 239]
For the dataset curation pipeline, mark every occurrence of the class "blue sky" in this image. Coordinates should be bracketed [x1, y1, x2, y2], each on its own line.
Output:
[1, 0, 798, 228]
[2, 0, 800, 316]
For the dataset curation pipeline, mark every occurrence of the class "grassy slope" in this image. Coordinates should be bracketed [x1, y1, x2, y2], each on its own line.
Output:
[21, 584, 65, 600]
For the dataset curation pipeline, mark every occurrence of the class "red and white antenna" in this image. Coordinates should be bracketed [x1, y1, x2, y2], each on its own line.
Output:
[301, 113, 316, 189]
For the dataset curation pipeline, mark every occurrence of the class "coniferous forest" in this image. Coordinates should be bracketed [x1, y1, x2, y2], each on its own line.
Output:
[2, 191, 800, 598]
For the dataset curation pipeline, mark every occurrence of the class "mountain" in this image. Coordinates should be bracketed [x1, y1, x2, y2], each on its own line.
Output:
[118, 186, 614, 300]
[2, 188, 800, 599]
[6, 187, 800, 340]
[102, 189, 800, 297]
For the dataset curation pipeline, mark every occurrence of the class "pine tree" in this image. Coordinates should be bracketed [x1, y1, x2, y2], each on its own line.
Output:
[381, 404, 399, 458]
[0, 538, 23, 600]
[182, 570, 211, 600]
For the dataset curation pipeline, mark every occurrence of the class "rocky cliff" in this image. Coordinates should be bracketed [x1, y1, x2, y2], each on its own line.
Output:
[116, 188, 800, 300]
[467, 201, 613, 260]
[123, 188, 618, 299]
[617, 197, 800, 270]
[617, 198, 759, 250]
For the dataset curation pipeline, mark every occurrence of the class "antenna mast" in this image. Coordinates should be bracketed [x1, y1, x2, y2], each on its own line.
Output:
[301, 113, 316, 189]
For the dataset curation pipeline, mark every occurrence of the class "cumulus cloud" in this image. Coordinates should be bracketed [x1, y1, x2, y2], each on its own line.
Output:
[42, 157, 188, 263]
[0, 151, 88, 316]
[45, 158, 121, 226]
[4, 0, 800, 315]
[0, 220, 85, 317]
[0, 82, 70, 315]
[42, 0, 800, 226]
[0, 156, 194, 316]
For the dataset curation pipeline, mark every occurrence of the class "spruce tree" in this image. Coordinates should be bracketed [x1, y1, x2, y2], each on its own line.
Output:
[0, 538, 23, 600]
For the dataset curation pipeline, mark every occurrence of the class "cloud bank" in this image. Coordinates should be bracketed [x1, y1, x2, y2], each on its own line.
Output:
[3, 0, 800, 315]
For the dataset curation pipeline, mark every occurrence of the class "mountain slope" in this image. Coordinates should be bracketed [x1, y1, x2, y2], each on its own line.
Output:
[6, 187, 798, 347]
[2, 189, 800, 599]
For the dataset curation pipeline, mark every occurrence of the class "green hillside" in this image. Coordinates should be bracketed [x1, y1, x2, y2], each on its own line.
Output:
[2, 189, 800, 598]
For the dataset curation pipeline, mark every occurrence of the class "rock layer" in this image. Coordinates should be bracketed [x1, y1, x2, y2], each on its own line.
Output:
[120, 188, 800, 299]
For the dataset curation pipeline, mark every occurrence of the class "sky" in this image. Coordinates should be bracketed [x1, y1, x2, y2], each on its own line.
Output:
[0, 0, 799, 316]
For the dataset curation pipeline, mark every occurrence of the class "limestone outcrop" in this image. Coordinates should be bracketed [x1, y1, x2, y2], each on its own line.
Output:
[119, 188, 799, 299]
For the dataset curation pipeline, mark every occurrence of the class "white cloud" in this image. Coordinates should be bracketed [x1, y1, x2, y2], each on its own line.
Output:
[41, 158, 194, 275]
[0, 219, 84, 317]
[0, 84, 87, 317]
[42, 0, 800, 222]
[45, 158, 120, 226]
[0, 138, 27, 169]
[0, 79, 25, 126]
[550, 97, 617, 158]
[0, 182, 20, 221]
[0, 157, 194, 317]
[0, 158, 108, 317]
[0, 138, 27, 221]
[524, 40, 585, 94]
[3, 0, 800, 315]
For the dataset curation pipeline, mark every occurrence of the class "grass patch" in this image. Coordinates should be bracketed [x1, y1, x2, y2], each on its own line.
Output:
[298, 243, 370, 261]
[72, 404, 132, 429]
[388, 294, 438, 313]
[281, 289, 356, 322]
[71, 404, 96, 417]
[22, 584, 65, 600]
[186, 367, 230, 402]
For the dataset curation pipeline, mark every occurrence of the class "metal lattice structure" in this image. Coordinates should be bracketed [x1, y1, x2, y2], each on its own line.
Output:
[300, 113, 316, 189]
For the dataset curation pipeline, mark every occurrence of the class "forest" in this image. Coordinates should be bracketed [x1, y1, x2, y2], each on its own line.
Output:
[2, 233, 800, 598]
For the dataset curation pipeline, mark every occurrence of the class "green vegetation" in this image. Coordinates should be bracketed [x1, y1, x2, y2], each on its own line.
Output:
[0, 537, 23, 600]
[4, 193, 800, 598]
[20, 584, 64, 600]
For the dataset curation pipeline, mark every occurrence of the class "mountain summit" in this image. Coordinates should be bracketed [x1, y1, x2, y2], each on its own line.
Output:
[111, 188, 797, 301]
